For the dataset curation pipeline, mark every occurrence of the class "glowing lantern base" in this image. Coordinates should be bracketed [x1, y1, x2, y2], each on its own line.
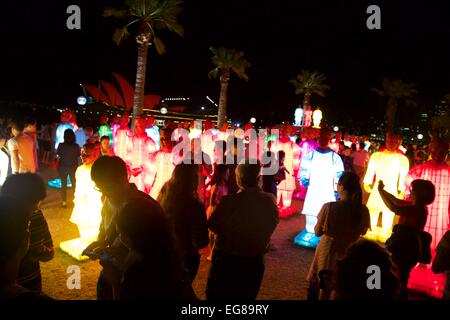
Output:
[59, 237, 92, 261]
[408, 264, 446, 299]
[48, 177, 72, 189]
[278, 206, 296, 219]
[363, 227, 392, 244]
[293, 229, 321, 248]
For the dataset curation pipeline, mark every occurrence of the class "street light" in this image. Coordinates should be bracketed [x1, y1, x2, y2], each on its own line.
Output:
[417, 134, 423, 140]
[160, 107, 168, 114]
[333, 126, 339, 132]
[250, 117, 256, 124]
[77, 96, 87, 106]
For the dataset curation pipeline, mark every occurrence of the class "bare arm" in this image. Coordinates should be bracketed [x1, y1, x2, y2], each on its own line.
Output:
[10, 150, 19, 173]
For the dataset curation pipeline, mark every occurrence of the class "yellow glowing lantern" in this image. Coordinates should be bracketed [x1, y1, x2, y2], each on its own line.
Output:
[59, 162, 103, 261]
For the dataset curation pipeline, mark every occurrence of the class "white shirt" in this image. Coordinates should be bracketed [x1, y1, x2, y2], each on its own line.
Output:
[7, 133, 36, 173]
[0, 150, 9, 186]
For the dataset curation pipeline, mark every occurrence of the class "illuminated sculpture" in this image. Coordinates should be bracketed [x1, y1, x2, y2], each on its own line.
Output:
[270, 124, 301, 217]
[189, 120, 202, 140]
[110, 115, 120, 138]
[405, 137, 449, 251]
[113, 112, 133, 161]
[303, 108, 313, 127]
[312, 108, 322, 128]
[294, 106, 304, 126]
[217, 122, 231, 142]
[405, 137, 450, 297]
[150, 128, 178, 199]
[55, 110, 74, 150]
[98, 114, 113, 147]
[127, 117, 157, 194]
[295, 128, 344, 248]
[145, 116, 160, 151]
[201, 119, 217, 163]
[60, 143, 102, 261]
[363, 132, 410, 242]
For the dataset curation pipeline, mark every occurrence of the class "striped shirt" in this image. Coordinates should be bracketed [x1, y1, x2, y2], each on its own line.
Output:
[18, 209, 53, 292]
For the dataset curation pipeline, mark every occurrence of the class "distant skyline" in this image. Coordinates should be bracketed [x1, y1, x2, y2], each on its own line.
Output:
[1, 0, 450, 127]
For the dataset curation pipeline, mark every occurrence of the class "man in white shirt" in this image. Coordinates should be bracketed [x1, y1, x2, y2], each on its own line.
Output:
[7, 120, 36, 174]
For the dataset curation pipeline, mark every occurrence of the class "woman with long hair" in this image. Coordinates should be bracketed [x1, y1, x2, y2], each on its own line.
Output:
[157, 163, 209, 283]
[307, 172, 371, 300]
[56, 129, 80, 208]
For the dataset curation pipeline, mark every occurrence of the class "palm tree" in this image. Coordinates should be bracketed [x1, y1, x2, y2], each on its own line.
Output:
[371, 78, 418, 131]
[208, 47, 251, 127]
[289, 70, 330, 110]
[104, 0, 184, 123]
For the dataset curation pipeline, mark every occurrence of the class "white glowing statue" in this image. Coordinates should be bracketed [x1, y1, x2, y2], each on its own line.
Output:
[363, 132, 410, 242]
[60, 144, 102, 261]
[295, 129, 344, 248]
[294, 107, 304, 126]
[113, 113, 133, 162]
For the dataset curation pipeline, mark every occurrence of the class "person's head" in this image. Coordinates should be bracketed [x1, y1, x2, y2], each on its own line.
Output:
[343, 146, 351, 156]
[1, 173, 46, 212]
[168, 163, 199, 198]
[24, 119, 37, 133]
[63, 129, 76, 144]
[81, 142, 100, 165]
[134, 117, 147, 136]
[385, 131, 402, 152]
[318, 128, 332, 149]
[333, 239, 400, 300]
[236, 160, 261, 190]
[146, 116, 156, 127]
[351, 143, 357, 153]
[410, 179, 435, 206]
[99, 114, 108, 125]
[335, 131, 342, 142]
[91, 156, 129, 203]
[0, 196, 31, 270]
[100, 136, 110, 150]
[10, 120, 24, 137]
[212, 164, 229, 184]
[117, 198, 181, 275]
[429, 137, 449, 164]
[160, 128, 173, 150]
[337, 172, 362, 206]
[119, 113, 129, 128]
[359, 141, 366, 150]
[84, 127, 94, 137]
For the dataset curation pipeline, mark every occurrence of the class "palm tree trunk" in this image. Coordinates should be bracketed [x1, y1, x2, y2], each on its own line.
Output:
[217, 75, 230, 128]
[386, 98, 397, 132]
[303, 92, 311, 111]
[132, 39, 149, 126]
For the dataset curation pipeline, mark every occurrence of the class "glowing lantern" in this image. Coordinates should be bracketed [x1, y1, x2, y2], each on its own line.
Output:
[363, 150, 410, 242]
[294, 107, 304, 126]
[294, 146, 344, 247]
[59, 162, 102, 261]
[312, 109, 322, 128]
[127, 135, 157, 194]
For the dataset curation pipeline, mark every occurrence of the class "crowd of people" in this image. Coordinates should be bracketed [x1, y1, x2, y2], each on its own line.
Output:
[0, 110, 449, 301]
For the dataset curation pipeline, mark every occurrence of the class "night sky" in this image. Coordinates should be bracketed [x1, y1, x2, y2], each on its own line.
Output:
[1, 0, 450, 127]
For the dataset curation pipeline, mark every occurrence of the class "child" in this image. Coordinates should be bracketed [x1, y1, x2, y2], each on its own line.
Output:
[378, 179, 435, 300]
[206, 164, 229, 261]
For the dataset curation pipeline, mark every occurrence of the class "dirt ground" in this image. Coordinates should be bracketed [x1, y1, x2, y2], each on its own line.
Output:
[39, 168, 438, 300]
[40, 167, 313, 300]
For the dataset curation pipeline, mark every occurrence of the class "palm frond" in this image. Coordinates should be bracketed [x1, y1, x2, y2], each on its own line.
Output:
[112, 27, 130, 46]
[208, 67, 221, 79]
[153, 36, 166, 55]
[103, 8, 129, 19]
